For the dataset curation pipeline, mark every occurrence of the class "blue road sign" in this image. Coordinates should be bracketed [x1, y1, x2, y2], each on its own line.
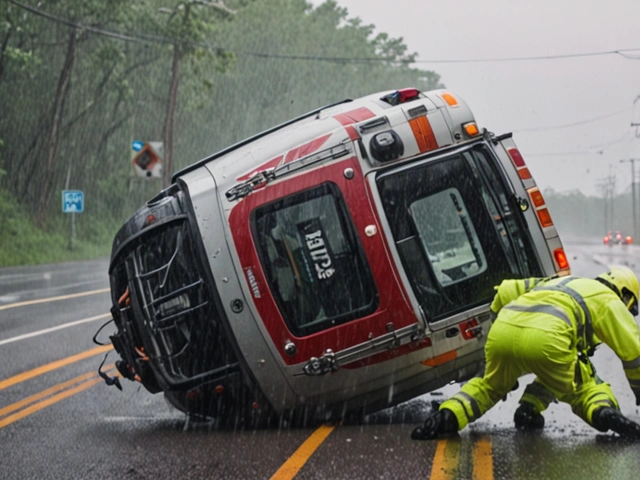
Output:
[132, 140, 144, 152]
[62, 190, 84, 213]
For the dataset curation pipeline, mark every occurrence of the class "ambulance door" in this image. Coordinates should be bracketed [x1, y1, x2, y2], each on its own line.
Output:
[228, 155, 419, 371]
[375, 143, 545, 332]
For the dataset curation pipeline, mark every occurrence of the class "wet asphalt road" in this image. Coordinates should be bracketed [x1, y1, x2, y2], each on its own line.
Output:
[1, 243, 640, 479]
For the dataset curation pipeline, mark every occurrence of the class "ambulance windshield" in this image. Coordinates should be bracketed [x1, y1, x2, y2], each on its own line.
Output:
[377, 146, 542, 321]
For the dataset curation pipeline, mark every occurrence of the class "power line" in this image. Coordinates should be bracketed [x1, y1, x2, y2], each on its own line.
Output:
[587, 131, 634, 149]
[514, 108, 632, 133]
[524, 151, 604, 157]
[417, 49, 640, 63]
[7, 0, 640, 65]
[7, 0, 173, 45]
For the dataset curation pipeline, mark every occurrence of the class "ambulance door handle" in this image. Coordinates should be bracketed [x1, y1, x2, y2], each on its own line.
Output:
[445, 327, 459, 338]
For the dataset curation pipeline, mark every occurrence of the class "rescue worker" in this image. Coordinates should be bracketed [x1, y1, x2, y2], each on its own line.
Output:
[411, 266, 640, 440]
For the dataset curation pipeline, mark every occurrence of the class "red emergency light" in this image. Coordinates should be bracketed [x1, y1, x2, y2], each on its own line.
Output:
[380, 88, 421, 106]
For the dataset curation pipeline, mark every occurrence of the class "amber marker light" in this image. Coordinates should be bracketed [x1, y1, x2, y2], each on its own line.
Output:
[528, 187, 545, 208]
[441, 92, 458, 107]
[463, 122, 479, 136]
[537, 208, 554, 228]
[518, 167, 532, 180]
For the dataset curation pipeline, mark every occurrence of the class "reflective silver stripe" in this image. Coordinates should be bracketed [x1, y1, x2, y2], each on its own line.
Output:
[524, 279, 530, 291]
[627, 378, 640, 387]
[449, 398, 473, 423]
[504, 304, 573, 328]
[455, 391, 482, 420]
[586, 391, 610, 403]
[524, 381, 556, 405]
[623, 357, 640, 370]
[534, 277, 593, 349]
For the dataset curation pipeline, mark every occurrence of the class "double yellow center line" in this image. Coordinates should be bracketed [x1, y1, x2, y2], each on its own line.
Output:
[430, 437, 494, 480]
[0, 345, 113, 391]
[270, 427, 494, 480]
[0, 367, 116, 429]
[1, 345, 495, 479]
[0, 345, 114, 429]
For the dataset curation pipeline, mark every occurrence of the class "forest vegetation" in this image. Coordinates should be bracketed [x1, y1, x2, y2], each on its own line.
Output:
[0, 0, 626, 267]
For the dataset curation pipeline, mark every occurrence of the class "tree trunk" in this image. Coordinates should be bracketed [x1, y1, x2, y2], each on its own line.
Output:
[0, 15, 12, 80]
[162, 45, 181, 188]
[36, 30, 77, 226]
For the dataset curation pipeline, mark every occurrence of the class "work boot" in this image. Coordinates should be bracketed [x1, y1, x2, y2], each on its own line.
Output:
[411, 408, 459, 440]
[592, 407, 640, 439]
[514, 402, 545, 430]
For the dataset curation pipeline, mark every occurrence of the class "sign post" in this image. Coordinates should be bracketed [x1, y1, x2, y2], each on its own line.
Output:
[62, 190, 84, 250]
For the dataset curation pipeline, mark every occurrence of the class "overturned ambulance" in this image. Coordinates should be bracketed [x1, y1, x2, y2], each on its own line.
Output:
[105, 88, 569, 423]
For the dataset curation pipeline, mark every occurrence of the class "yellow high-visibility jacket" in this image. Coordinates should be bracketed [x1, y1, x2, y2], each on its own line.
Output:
[490, 276, 640, 399]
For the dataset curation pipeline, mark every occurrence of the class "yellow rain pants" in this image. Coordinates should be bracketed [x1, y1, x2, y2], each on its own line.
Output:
[439, 276, 640, 430]
[440, 310, 617, 429]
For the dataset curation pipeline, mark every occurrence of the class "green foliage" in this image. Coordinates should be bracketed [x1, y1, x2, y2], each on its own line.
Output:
[0, 0, 445, 267]
[4, 47, 38, 69]
[0, 189, 113, 266]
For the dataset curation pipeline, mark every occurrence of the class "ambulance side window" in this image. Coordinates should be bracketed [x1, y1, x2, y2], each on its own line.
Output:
[252, 183, 378, 336]
[378, 153, 532, 321]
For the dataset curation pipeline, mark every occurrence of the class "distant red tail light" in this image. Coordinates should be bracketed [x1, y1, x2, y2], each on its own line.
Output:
[626, 236, 633, 244]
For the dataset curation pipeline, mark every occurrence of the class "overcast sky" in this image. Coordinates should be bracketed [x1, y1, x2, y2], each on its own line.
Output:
[311, 0, 640, 196]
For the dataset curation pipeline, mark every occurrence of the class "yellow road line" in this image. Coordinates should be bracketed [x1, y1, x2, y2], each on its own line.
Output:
[0, 288, 110, 311]
[472, 437, 494, 480]
[0, 365, 115, 419]
[430, 438, 462, 480]
[270, 424, 336, 480]
[0, 375, 109, 429]
[0, 344, 113, 391]
[0, 371, 97, 418]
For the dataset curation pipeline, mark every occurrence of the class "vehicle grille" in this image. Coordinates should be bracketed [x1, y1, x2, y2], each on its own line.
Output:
[110, 215, 240, 391]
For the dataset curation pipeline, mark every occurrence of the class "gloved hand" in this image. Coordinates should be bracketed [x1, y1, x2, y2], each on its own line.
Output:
[411, 408, 459, 441]
[592, 407, 640, 439]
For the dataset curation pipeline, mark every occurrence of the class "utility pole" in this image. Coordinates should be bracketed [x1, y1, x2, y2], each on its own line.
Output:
[597, 169, 617, 232]
[610, 170, 616, 231]
[632, 95, 640, 137]
[620, 159, 639, 241]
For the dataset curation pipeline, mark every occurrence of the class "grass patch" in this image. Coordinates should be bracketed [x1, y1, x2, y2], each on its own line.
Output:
[0, 189, 115, 267]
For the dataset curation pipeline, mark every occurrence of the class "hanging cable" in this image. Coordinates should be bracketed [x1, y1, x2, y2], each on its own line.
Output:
[514, 108, 632, 133]
[92, 318, 115, 346]
[523, 151, 604, 158]
[97, 351, 122, 390]
[587, 131, 634, 149]
[7, 0, 640, 65]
